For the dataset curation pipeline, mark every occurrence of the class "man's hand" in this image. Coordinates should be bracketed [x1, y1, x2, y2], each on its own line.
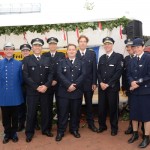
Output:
[92, 84, 97, 91]
[100, 82, 109, 90]
[52, 80, 57, 86]
[130, 81, 139, 90]
[67, 84, 76, 92]
[37, 85, 48, 93]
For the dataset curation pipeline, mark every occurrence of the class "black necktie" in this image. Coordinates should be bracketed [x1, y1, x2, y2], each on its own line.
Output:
[37, 57, 40, 61]
[70, 60, 73, 64]
[51, 53, 54, 57]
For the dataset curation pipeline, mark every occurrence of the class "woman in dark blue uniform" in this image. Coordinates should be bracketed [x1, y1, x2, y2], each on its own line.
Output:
[127, 38, 150, 148]
[56, 44, 86, 141]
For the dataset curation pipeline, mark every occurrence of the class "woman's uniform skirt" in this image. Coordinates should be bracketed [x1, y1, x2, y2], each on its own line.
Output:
[130, 94, 150, 122]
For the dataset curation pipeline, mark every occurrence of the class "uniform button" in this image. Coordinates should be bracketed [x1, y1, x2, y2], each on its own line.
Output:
[40, 74, 42, 76]
[105, 72, 106, 74]
[5, 66, 7, 68]
[104, 79, 105, 81]
[135, 77, 137, 79]
[6, 77, 7, 78]
[72, 70, 73, 72]
[6, 80, 8, 82]
[40, 66, 41, 68]
[145, 85, 147, 87]
[6, 88, 8, 90]
[72, 75, 74, 76]
[71, 80, 73, 81]
[5, 70, 7, 71]
[41, 82, 43, 84]
[135, 70, 137, 72]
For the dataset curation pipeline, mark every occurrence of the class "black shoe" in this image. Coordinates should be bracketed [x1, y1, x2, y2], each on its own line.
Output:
[55, 133, 64, 141]
[128, 131, 139, 143]
[26, 135, 33, 143]
[111, 130, 118, 136]
[88, 125, 98, 132]
[139, 135, 150, 148]
[3, 135, 10, 144]
[12, 133, 19, 143]
[125, 126, 133, 135]
[97, 127, 107, 133]
[18, 125, 25, 132]
[42, 131, 53, 137]
[70, 131, 81, 138]
[35, 124, 40, 130]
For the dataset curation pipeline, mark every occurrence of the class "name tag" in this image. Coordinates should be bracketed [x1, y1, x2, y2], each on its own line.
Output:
[109, 64, 114, 66]
[45, 66, 49, 68]
[139, 65, 143, 67]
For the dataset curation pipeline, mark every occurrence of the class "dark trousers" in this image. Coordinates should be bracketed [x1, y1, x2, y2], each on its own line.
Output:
[49, 88, 59, 130]
[25, 94, 50, 137]
[57, 97, 82, 134]
[83, 90, 94, 126]
[98, 89, 119, 131]
[18, 103, 26, 126]
[1, 106, 18, 137]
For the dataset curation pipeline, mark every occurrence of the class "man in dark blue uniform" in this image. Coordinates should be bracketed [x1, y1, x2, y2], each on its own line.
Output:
[23, 38, 53, 142]
[56, 44, 86, 141]
[76, 35, 98, 132]
[18, 44, 31, 132]
[127, 38, 150, 148]
[43, 37, 65, 131]
[97, 37, 123, 136]
[0, 42, 24, 144]
[122, 39, 134, 134]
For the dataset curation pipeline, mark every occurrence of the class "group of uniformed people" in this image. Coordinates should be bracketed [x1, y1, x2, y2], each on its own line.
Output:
[0, 35, 150, 148]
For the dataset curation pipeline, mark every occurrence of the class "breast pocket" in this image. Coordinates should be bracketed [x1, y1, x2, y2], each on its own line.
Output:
[62, 66, 68, 73]
[74, 65, 82, 75]
[29, 65, 36, 72]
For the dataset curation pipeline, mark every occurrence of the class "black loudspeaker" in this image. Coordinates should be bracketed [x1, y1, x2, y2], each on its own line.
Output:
[123, 20, 143, 39]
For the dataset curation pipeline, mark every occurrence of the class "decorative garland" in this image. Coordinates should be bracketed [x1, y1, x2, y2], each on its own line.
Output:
[0, 16, 129, 36]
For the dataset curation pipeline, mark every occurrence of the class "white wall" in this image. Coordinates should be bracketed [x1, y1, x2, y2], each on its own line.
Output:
[0, 27, 128, 57]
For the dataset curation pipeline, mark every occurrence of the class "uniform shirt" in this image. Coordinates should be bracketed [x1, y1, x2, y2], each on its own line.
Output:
[79, 49, 86, 56]
[0, 58, 24, 106]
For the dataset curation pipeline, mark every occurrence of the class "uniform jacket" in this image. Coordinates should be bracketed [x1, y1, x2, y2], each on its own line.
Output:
[57, 58, 86, 99]
[98, 52, 123, 92]
[43, 51, 65, 93]
[76, 49, 97, 91]
[0, 58, 24, 106]
[122, 55, 133, 91]
[127, 53, 150, 95]
[43, 51, 65, 79]
[22, 55, 53, 95]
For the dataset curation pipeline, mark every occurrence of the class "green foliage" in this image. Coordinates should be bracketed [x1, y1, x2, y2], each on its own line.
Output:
[0, 16, 130, 36]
